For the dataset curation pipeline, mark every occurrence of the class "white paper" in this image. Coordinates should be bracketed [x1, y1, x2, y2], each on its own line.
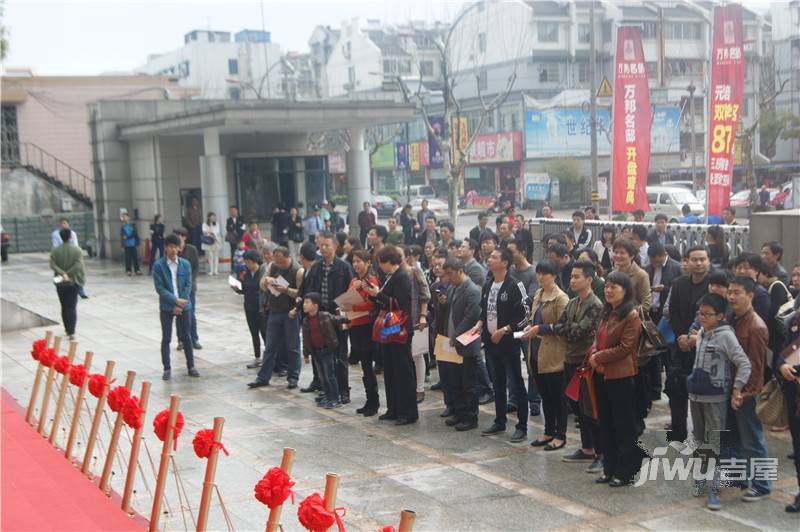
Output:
[513, 331, 525, 340]
[228, 275, 242, 291]
[268, 275, 289, 296]
[334, 289, 366, 308]
[411, 331, 428, 356]
[53, 275, 64, 284]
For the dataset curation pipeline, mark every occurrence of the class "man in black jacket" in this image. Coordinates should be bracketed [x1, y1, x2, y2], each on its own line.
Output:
[472, 248, 530, 443]
[666, 245, 710, 442]
[303, 231, 354, 402]
[645, 242, 682, 323]
[226, 205, 246, 258]
[292, 242, 324, 393]
[469, 212, 491, 243]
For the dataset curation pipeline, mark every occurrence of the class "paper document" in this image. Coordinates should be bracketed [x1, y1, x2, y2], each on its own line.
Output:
[456, 330, 481, 346]
[513, 331, 525, 340]
[412, 330, 428, 356]
[268, 275, 289, 296]
[334, 289, 365, 308]
[228, 275, 242, 291]
[434, 335, 463, 365]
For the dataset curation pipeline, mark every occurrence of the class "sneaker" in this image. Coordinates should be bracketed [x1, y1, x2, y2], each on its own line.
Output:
[506, 403, 518, 414]
[287, 381, 298, 390]
[562, 449, 594, 462]
[193, 342, 203, 350]
[706, 492, 721, 511]
[315, 395, 327, 403]
[300, 383, 321, 393]
[248, 380, 269, 388]
[585, 457, 604, 473]
[530, 402, 541, 417]
[510, 429, 527, 443]
[741, 488, 770, 502]
[162, 370, 171, 381]
[246, 359, 261, 369]
[340, 395, 351, 405]
[478, 394, 494, 405]
[187, 368, 200, 378]
[481, 423, 505, 436]
[276, 370, 288, 377]
[445, 417, 461, 427]
[324, 401, 342, 409]
[455, 420, 478, 431]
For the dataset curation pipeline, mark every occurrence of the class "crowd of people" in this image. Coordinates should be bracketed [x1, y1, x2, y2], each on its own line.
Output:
[48, 200, 800, 514]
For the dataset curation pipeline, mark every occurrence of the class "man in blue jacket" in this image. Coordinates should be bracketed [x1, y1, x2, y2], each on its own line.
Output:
[153, 234, 199, 380]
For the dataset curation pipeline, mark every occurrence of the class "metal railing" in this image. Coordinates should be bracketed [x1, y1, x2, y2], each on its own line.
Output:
[5, 142, 94, 200]
[528, 218, 750, 261]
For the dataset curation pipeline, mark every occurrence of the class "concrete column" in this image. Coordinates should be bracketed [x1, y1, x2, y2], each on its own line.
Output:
[200, 128, 230, 269]
[346, 127, 371, 236]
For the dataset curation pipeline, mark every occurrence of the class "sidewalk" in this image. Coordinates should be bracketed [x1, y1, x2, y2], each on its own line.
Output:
[1, 254, 798, 530]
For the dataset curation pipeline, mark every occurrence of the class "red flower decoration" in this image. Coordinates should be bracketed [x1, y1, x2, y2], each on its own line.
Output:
[254, 467, 295, 509]
[38, 348, 56, 368]
[31, 339, 47, 361]
[69, 364, 87, 387]
[380, 527, 396, 532]
[192, 428, 229, 459]
[53, 355, 71, 375]
[87, 373, 107, 398]
[107, 386, 131, 413]
[297, 492, 345, 532]
[153, 409, 184, 450]
[122, 396, 144, 429]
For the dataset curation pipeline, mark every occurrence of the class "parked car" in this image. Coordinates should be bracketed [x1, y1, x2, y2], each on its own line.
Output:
[771, 181, 794, 210]
[406, 185, 436, 202]
[729, 188, 778, 209]
[394, 197, 450, 221]
[645, 185, 704, 222]
[371, 194, 400, 216]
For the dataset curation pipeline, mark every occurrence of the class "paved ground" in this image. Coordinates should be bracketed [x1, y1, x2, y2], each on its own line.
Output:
[1, 254, 796, 531]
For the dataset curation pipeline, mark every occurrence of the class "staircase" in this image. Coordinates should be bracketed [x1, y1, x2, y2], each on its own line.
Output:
[2, 142, 93, 207]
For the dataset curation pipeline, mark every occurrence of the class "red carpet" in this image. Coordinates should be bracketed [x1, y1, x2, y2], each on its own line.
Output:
[1, 389, 147, 531]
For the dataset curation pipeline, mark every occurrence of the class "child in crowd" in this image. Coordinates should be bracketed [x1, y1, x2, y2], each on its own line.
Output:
[232, 240, 246, 276]
[301, 292, 347, 409]
[687, 293, 751, 511]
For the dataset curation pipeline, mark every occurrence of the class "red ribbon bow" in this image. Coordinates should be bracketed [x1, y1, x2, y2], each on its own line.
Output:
[107, 385, 131, 413]
[31, 339, 47, 361]
[69, 364, 87, 387]
[297, 493, 346, 532]
[192, 428, 230, 459]
[122, 396, 144, 429]
[254, 467, 295, 509]
[38, 348, 56, 368]
[153, 409, 184, 450]
[53, 355, 71, 375]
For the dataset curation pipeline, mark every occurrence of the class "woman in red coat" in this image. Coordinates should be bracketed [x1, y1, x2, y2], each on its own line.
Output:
[340, 250, 379, 416]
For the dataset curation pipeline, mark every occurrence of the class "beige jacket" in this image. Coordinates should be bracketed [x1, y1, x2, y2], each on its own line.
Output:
[617, 261, 651, 312]
[530, 286, 569, 373]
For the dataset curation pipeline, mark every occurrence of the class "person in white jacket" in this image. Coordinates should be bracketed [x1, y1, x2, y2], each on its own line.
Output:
[202, 212, 222, 275]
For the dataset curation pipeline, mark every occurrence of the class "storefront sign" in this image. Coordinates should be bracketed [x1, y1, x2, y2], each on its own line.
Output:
[428, 116, 445, 169]
[395, 143, 408, 170]
[328, 151, 346, 174]
[706, 4, 744, 216]
[611, 26, 650, 213]
[450, 115, 469, 165]
[409, 142, 420, 171]
[468, 132, 522, 164]
[371, 143, 395, 170]
[524, 173, 550, 200]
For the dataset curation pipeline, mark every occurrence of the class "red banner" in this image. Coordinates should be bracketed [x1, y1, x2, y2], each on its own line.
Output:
[611, 27, 650, 212]
[468, 132, 522, 164]
[706, 5, 744, 216]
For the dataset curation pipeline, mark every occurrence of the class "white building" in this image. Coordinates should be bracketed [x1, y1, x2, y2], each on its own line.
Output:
[769, 0, 800, 165]
[137, 29, 284, 100]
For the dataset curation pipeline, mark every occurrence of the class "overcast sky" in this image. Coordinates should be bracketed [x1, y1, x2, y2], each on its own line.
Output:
[3, 0, 463, 75]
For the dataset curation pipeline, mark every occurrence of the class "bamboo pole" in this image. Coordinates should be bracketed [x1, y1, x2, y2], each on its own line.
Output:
[322, 473, 340, 532]
[265, 447, 296, 532]
[196, 417, 227, 532]
[65, 351, 93, 461]
[82, 360, 115, 476]
[99, 370, 136, 494]
[25, 330, 53, 424]
[49, 340, 77, 444]
[121, 381, 150, 512]
[398, 510, 416, 532]
[149, 394, 181, 532]
[37, 336, 62, 435]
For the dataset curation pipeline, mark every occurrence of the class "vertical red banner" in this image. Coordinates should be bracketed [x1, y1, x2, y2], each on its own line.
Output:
[707, 5, 744, 216]
[611, 27, 650, 213]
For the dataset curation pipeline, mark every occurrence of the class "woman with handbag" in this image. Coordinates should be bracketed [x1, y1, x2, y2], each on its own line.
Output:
[523, 260, 569, 450]
[588, 271, 645, 487]
[202, 212, 221, 275]
[400, 245, 431, 403]
[340, 250, 380, 416]
[362, 245, 418, 425]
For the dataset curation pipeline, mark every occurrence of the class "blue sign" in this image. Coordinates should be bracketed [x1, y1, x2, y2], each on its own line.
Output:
[524, 106, 680, 158]
[428, 116, 445, 169]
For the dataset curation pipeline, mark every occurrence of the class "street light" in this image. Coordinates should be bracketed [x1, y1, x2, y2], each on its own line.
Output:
[687, 82, 698, 196]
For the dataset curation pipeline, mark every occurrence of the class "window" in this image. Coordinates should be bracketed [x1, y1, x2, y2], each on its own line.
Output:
[420, 60, 434, 76]
[179, 60, 190, 78]
[510, 112, 519, 132]
[578, 62, 589, 83]
[228, 59, 238, 75]
[602, 21, 613, 43]
[647, 192, 658, 205]
[228, 87, 241, 100]
[399, 60, 411, 74]
[667, 22, 701, 40]
[478, 70, 488, 91]
[578, 24, 591, 44]
[478, 33, 487, 53]
[666, 59, 702, 78]
[1, 105, 19, 162]
[538, 22, 558, 43]
[383, 59, 396, 74]
[641, 22, 657, 40]
[538, 63, 560, 83]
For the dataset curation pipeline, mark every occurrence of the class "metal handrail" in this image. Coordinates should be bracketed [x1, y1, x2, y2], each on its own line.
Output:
[13, 142, 94, 200]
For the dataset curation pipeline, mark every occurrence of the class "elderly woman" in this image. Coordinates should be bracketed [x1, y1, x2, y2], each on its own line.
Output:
[362, 245, 418, 425]
[589, 271, 644, 487]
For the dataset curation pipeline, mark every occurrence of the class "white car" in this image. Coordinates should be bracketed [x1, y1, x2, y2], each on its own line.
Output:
[394, 197, 450, 221]
[645, 186, 704, 222]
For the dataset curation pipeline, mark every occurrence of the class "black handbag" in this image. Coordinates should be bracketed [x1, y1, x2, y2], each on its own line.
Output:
[201, 235, 215, 245]
[637, 307, 665, 365]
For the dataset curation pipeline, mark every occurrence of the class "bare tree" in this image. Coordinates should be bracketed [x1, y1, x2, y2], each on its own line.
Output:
[395, 2, 524, 224]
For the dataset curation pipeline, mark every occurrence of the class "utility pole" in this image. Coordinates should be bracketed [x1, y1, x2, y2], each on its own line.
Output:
[589, 1, 599, 213]
[688, 82, 697, 195]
